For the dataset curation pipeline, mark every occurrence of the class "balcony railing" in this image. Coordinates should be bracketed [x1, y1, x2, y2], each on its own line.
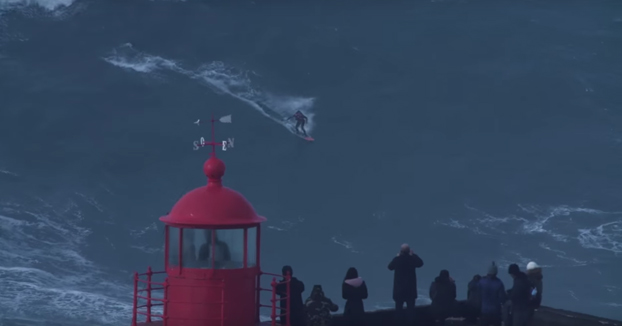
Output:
[132, 267, 285, 326]
[257, 272, 292, 326]
[132, 267, 168, 326]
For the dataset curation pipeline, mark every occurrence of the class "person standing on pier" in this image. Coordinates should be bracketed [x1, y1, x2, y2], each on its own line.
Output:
[388, 243, 424, 325]
[276, 265, 306, 326]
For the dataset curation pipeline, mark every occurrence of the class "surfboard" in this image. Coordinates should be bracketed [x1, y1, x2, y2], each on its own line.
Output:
[290, 126, 314, 141]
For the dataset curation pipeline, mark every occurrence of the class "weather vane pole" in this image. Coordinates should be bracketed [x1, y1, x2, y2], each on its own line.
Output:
[192, 114, 234, 154]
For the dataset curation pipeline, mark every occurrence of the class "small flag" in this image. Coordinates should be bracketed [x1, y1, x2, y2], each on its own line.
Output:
[219, 115, 232, 123]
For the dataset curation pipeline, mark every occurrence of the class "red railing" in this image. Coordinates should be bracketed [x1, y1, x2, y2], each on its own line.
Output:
[132, 266, 168, 326]
[257, 272, 291, 326]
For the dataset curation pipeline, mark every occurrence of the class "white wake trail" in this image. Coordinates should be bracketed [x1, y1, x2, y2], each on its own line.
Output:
[104, 43, 316, 137]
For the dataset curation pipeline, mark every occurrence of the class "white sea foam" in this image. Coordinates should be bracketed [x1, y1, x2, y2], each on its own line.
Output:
[437, 204, 622, 257]
[265, 217, 305, 232]
[0, 0, 74, 11]
[577, 221, 622, 254]
[103, 43, 317, 138]
[130, 222, 159, 238]
[0, 168, 18, 176]
[331, 236, 359, 253]
[0, 196, 133, 325]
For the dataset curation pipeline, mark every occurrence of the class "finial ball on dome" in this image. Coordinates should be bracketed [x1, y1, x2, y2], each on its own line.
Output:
[204, 156, 226, 180]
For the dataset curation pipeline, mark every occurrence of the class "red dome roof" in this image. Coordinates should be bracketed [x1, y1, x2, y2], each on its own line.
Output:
[159, 156, 266, 227]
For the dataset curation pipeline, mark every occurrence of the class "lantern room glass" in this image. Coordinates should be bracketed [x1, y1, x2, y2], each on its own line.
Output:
[175, 228, 243, 269]
[168, 227, 257, 270]
[214, 229, 244, 269]
[246, 227, 257, 267]
[181, 228, 213, 268]
[167, 226, 180, 267]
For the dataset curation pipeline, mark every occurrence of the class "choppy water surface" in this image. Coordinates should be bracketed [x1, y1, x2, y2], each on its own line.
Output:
[1, 0, 622, 324]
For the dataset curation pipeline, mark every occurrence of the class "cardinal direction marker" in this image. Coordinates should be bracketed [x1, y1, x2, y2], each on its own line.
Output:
[191, 114, 234, 154]
[220, 138, 234, 151]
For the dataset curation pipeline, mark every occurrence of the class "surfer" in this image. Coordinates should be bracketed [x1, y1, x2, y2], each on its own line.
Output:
[286, 110, 308, 137]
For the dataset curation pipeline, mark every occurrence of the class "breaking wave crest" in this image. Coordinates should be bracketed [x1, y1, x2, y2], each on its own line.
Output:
[103, 43, 316, 137]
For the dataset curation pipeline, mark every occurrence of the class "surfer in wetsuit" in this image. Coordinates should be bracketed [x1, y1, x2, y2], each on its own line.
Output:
[286, 110, 308, 137]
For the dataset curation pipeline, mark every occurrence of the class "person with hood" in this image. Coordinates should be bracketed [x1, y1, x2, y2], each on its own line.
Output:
[507, 263, 534, 326]
[275, 265, 306, 326]
[388, 243, 424, 324]
[305, 285, 339, 326]
[342, 267, 369, 326]
[429, 269, 458, 324]
[478, 262, 507, 326]
[465, 274, 482, 324]
[526, 261, 543, 310]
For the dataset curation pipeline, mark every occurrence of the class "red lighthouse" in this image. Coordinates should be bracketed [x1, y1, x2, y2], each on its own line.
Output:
[131, 116, 292, 326]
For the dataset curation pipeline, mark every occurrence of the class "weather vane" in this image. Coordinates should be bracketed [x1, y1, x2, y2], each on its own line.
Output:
[192, 114, 234, 154]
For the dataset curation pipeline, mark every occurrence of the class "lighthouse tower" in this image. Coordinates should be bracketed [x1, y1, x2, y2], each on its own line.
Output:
[131, 116, 291, 326]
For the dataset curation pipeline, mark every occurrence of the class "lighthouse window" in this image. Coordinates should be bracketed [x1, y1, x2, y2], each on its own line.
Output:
[211, 229, 244, 269]
[246, 227, 257, 267]
[182, 228, 208, 268]
[197, 229, 236, 269]
[167, 227, 180, 267]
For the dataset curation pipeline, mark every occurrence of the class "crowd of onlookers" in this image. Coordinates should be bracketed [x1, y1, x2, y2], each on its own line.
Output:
[275, 243, 544, 326]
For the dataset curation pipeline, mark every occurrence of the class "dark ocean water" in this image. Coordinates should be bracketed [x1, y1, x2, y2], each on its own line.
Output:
[1, 0, 622, 324]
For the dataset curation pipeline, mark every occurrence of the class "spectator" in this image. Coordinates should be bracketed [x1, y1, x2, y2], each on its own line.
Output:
[479, 262, 506, 326]
[507, 263, 533, 326]
[388, 243, 424, 325]
[429, 269, 458, 324]
[342, 267, 368, 326]
[526, 261, 543, 310]
[305, 285, 338, 326]
[465, 274, 482, 324]
[275, 265, 306, 326]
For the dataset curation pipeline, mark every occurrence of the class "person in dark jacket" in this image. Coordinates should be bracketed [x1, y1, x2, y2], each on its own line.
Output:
[478, 262, 507, 326]
[429, 269, 457, 324]
[305, 285, 339, 326]
[275, 265, 306, 326]
[526, 261, 543, 309]
[507, 263, 534, 326]
[388, 243, 424, 325]
[465, 274, 482, 324]
[342, 267, 368, 326]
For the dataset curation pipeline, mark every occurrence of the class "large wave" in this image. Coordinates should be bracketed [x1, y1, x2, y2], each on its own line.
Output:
[103, 43, 316, 138]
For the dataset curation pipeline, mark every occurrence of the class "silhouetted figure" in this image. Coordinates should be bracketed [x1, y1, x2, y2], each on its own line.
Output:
[507, 264, 534, 326]
[305, 285, 338, 326]
[479, 262, 506, 326]
[429, 269, 457, 324]
[388, 243, 424, 325]
[465, 274, 482, 324]
[526, 261, 543, 310]
[275, 265, 306, 326]
[198, 230, 231, 268]
[342, 267, 368, 326]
